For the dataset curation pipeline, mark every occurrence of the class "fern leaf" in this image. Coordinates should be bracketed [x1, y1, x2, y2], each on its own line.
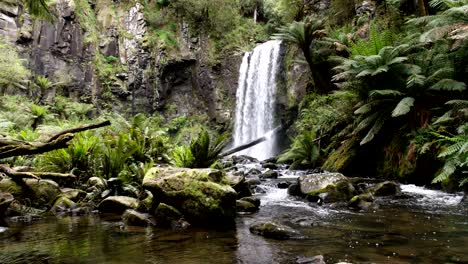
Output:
[369, 89, 403, 98]
[360, 116, 386, 145]
[392, 97, 415, 117]
[407, 74, 426, 88]
[432, 160, 457, 183]
[430, 79, 466, 91]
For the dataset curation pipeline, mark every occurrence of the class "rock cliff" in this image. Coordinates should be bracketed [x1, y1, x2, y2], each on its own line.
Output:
[0, 0, 240, 126]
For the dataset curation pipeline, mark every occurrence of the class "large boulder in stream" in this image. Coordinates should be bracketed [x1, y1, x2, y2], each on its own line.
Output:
[298, 172, 348, 194]
[298, 173, 356, 203]
[122, 209, 155, 227]
[371, 181, 400, 196]
[98, 196, 140, 214]
[143, 167, 237, 227]
[0, 179, 61, 208]
[226, 171, 252, 198]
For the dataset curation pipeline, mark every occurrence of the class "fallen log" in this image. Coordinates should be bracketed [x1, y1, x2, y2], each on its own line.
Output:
[0, 120, 110, 160]
[219, 125, 284, 158]
[0, 164, 76, 180]
[0, 134, 74, 160]
[47, 120, 111, 142]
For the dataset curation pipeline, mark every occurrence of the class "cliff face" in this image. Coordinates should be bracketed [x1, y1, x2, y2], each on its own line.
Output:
[0, 0, 239, 126]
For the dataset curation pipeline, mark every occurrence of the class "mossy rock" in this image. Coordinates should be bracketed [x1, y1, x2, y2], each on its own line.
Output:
[0, 192, 14, 218]
[372, 181, 400, 196]
[98, 196, 140, 215]
[260, 170, 278, 179]
[143, 167, 237, 227]
[87, 177, 107, 190]
[61, 188, 86, 202]
[154, 203, 183, 227]
[249, 221, 299, 240]
[262, 163, 278, 170]
[226, 172, 252, 198]
[236, 200, 258, 213]
[298, 172, 348, 196]
[239, 196, 261, 208]
[122, 209, 155, 227]
[306, 180, 356, 204]
[140, 190, 155, 212]
[0, 179, 61, 208]
[348, 193, 374, 210]
[51, 196, 76, 213]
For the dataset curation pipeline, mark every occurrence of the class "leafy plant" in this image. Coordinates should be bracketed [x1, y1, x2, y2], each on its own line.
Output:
[432, 124, 468, 186]
[0, 38, 30, 92]
[38, 131, 99, 180]
[278, 131, 320, 169]
[171, 129, 229, 168]
[274, 18, 333, 92]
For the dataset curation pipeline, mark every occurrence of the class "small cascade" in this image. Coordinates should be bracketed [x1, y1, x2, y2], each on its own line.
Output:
[400, 184, 464, 206]
[233, 40, 282, 160]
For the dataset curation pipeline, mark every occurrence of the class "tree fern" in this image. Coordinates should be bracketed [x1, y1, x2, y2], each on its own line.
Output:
[278, 131, 319, 168]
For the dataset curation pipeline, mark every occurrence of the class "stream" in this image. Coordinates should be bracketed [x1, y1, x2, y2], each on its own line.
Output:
[1, 164, 467, 264]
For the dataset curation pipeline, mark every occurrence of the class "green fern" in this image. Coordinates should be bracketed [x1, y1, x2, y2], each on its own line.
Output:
[278, 131, 320, 169]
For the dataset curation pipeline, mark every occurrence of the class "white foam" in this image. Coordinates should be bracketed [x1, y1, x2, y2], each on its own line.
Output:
[401, 184, 464, 206]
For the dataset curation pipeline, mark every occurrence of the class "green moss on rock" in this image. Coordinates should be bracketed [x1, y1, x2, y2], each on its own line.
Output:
[0, 179, 61, 208]
[143, 167, 236, 227]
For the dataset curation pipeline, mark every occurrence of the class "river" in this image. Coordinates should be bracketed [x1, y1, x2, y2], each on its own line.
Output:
[1, 165, 467, 264]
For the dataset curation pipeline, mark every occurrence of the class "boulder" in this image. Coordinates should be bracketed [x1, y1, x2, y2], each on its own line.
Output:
[262, 163, 278, 170]
[51, 196, 76, 213]
[0, 192, 14, 218]
[143, 167, 237, 227]
[226, 171, 252, 198]
[87, 177, 107, 190]
[261, 169, 279, 179]
[306, 180, 356, 204]
[240, 196, 261, 208]
[372, 181, 400, 196]
[296, 255, 326, 264]
[98, 196, 140, 214]
[154, 203, 184, 227]
[278, 181, 290, 189]
[0, 179, 61, 208]
[236, 200, 258, 213]
[288, 183, 301, 196]
[122, 209, 155, 227]
[140, 190, 155, 212]
[246, 168, 261, 176]
[245, 175, 261, 187]
[61, 188, 86, 202]
[298, 172, 348, 195]
[348, 193, 374, 210]
[249, 221, 299, 240]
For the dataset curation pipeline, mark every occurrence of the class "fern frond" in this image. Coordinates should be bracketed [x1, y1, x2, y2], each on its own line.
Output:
[360, 116, 386, 145]
[430, 79, 466, 91]
[392, 97, 415, 117]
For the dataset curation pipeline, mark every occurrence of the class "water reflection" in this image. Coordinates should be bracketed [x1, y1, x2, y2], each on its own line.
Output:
[0, 182, 467, 264]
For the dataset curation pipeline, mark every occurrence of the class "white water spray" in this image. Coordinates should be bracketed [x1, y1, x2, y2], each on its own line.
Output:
[233, 40, 282, 160]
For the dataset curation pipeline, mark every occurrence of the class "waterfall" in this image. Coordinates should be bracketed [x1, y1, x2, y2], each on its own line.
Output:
[233, 40, 282, 161]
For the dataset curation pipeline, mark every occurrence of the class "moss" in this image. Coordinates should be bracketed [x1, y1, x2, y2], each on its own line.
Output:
[73, 0, 98, 44]
[143, 167, 236, 226]
[306, 180, 355, 203]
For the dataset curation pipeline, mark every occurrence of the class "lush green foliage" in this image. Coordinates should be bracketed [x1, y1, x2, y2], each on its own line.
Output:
[0, 38, 30, 92]
[284, 0, 467, 187]
[172, 129, 229, 168]
[278, 131, 319, 169]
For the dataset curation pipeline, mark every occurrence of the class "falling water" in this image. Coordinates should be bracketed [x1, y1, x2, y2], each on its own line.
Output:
[233, 40, 282, 160]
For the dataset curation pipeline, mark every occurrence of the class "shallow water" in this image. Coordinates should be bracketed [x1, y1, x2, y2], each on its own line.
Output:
[1, 170, 467, 264]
